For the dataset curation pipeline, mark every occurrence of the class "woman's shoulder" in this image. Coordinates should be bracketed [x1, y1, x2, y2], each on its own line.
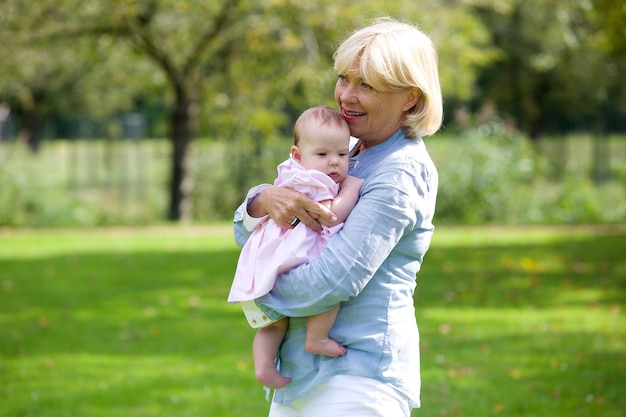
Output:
[385, 138, 436, 171]
[365, 139, 437, 192]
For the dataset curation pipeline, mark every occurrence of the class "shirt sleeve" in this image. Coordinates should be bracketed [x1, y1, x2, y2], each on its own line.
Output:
[256, 161, 432, 318]
[233, 184, 271, 247]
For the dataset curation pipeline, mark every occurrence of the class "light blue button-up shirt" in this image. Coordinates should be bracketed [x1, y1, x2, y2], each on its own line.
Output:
[233, 128, 438, 408]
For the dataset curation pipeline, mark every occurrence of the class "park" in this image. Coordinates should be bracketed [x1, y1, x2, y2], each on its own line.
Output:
[1, 1, 625, 416]
[1, 225, 624, 416]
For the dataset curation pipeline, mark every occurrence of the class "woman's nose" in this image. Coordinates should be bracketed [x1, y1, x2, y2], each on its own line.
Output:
[338, 85, 357, 103]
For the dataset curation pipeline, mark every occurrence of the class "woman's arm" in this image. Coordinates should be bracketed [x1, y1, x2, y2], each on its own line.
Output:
[233, 182, 342, 247]
[256, 163, 433, 318]
[233, 184, 271, 247]
[248, 185, 338, 232]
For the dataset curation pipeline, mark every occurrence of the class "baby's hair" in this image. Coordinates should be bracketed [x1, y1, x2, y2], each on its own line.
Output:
[293, 106, 347, 146]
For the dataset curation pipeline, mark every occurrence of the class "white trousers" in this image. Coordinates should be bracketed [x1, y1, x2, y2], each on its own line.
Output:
[268, 374, 412, 417]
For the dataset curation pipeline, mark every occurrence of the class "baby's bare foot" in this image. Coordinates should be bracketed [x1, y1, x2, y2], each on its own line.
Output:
[305, 337, 347, 357]
[255, 366, 291, 389]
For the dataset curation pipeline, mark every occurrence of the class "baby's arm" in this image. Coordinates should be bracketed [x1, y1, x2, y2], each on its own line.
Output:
[319, 175, 363, 227]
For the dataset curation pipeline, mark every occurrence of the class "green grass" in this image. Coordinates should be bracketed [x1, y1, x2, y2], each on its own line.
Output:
[1, 225, 624, 417]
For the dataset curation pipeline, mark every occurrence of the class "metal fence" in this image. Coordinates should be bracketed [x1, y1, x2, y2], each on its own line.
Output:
[2, 109, 625, 226]
[0, 113, 170, 226]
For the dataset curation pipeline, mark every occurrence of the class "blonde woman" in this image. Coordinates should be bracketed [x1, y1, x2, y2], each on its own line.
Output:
[234, 18, 443, 417]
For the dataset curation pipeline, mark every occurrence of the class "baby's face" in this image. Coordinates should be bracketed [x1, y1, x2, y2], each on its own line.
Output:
[296, 123, 350, 183]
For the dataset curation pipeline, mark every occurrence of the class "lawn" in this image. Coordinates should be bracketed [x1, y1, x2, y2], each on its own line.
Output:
[0, 225, 624, 417]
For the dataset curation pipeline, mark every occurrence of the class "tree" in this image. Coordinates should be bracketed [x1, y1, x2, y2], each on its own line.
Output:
[0, 2, 164, 152]
[98, 0, 246, 221]
[471, 0, 626, 138]
[0, 0, 499, 221]
[587, 0, 626, 125]
[0, 4, 92, 153]
[1, 0, 360, 221]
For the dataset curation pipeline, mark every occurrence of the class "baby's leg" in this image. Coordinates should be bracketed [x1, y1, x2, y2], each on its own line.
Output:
[253, 317, 291, 389]
[305, 305, 346, 357]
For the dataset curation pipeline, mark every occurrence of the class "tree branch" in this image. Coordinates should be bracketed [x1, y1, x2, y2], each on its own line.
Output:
[183, 0, 242, 78]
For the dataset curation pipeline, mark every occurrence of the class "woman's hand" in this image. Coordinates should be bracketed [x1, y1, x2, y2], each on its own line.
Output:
[249, 186, 337, 232]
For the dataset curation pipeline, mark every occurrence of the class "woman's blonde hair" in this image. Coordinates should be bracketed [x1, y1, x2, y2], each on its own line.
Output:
[333, 18, 443, 138]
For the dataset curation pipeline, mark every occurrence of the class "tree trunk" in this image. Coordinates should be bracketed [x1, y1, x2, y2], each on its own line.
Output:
[21, 108, 43, 154]
[167, 87, 196, 221]
[21, 89, 46, 154]
[592, 119, 609, 184]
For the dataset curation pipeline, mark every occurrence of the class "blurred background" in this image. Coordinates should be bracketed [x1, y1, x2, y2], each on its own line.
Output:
[1, 0, 625, 227]
[1, 3, 624, 416]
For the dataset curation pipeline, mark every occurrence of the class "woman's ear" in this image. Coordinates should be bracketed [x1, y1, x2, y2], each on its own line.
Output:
[291, 145, 302, 161]
[403, 88, 421, 111]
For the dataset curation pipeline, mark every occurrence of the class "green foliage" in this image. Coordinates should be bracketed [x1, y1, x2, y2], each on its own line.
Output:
[190, 134, 290, 221]
[0, 225, 624, 416]
[0, 0, 500, 139]
[432, 122, 536, 223]
[517, 179, 626, 225]
[471, 0, 626, 135]
[2, 130, 626, 226]
[4, 0, 623, 222]
[429, 126, 626, 225]
[2, 0, 625, 225]
[0, 141, 167, 227]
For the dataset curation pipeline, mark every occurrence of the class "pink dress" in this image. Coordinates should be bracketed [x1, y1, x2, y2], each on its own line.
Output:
[228, 157, 343, 303]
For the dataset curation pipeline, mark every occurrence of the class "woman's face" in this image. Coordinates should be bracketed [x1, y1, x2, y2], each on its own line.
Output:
[334, 60, 418, 149]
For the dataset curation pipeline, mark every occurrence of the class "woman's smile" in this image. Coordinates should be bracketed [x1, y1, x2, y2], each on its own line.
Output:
[341, 108, 366, 120]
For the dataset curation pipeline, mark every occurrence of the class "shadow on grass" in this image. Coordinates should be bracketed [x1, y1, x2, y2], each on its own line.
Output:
[417, 232, 625, 309]
[1, 228, 624, 416]
[1, 245, 268, 416]
[414, 231, 626, 417]
[1, 248, 246, 357]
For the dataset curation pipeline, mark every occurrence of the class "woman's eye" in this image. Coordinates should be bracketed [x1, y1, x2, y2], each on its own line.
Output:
[362, 82, 372, 90]
[337, 74, 347, 82]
